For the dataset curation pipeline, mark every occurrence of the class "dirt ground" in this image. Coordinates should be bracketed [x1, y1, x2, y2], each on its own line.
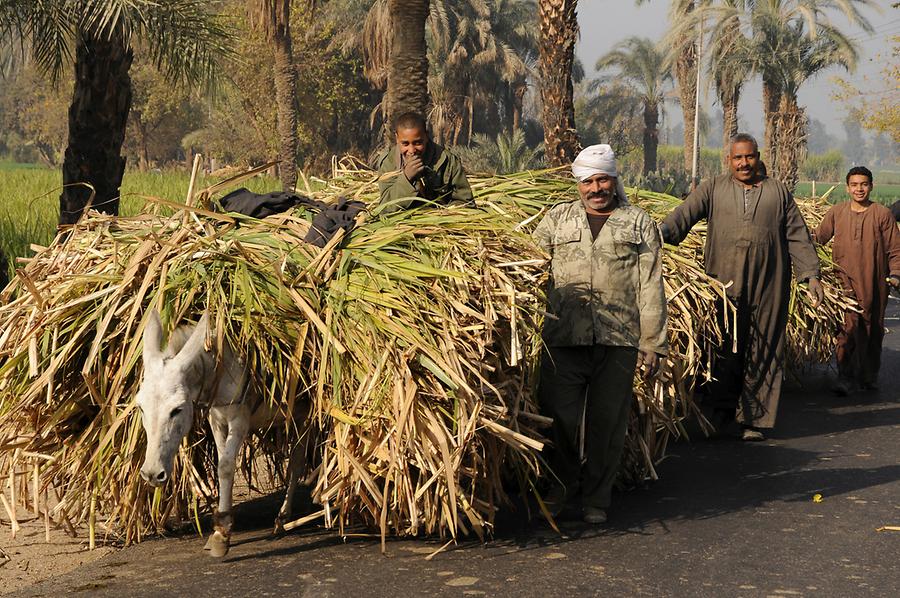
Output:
[0, 517, 115, 595]
[0, 472, 269, 594]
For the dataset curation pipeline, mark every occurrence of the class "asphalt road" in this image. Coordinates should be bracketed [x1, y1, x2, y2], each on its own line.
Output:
[14, 306, 900, 598]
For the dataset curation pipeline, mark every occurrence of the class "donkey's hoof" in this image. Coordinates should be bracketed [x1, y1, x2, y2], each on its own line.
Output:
[206, 531, 230, 557]
[273, 518, 286, 537]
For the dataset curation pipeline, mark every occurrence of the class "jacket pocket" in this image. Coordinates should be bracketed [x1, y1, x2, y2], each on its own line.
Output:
[611, 228, 641, 260]
[552, 227, 582, 246]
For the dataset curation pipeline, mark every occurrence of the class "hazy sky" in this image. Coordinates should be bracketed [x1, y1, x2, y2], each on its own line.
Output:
[576, 0, 897, 143]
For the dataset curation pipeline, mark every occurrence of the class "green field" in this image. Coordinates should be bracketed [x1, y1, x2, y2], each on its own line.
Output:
[794, 181, 900, 204]
[0, 162, 283, 281]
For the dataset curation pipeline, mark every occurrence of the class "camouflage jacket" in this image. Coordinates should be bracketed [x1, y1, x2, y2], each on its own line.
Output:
[375, 142, 473, 213]
[533, 198, 668, 355]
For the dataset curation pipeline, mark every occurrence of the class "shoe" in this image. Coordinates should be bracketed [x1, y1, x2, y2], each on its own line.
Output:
[582, 507, 608, 524]
[831, 380, 851, 396]
[741, 426, 766, 442]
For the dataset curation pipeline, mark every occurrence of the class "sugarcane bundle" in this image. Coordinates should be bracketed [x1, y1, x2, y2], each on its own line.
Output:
[0, 163, 849, 545]
[0, 187, 555, 543]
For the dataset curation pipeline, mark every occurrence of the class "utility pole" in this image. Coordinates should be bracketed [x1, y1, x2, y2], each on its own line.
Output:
[690, 17, 703, 191]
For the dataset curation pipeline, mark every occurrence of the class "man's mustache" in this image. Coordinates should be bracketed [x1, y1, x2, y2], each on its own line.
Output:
[587, 190, 612, 199]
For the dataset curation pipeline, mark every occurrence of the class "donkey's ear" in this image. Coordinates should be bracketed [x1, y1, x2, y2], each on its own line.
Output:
[172, 312, 209, 371]
[142, 309, 164, 365]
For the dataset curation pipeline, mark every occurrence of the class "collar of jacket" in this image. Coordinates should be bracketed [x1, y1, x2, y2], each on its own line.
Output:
[558, 195, 634, 231]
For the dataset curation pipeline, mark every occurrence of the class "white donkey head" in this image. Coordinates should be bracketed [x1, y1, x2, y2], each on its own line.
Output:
[137, 310, 209, 486]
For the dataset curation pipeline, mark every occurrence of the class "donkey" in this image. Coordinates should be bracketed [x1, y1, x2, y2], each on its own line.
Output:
[136, 310, 308, 557]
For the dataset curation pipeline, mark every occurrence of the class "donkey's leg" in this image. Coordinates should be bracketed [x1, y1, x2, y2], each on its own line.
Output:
[204, 415, 228, 553]
[274, 431, 309, 535]
[206, 408, 250, 558]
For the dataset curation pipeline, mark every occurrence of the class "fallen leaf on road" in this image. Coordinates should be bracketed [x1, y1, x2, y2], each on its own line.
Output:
[875, 525, 900, 532]
[445, 577, 479, 587]
[813, 493, 823, 503]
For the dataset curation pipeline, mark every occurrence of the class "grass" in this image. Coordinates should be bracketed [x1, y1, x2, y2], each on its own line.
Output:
[794, 181, 900, 205]
[0, 162, 283, 282]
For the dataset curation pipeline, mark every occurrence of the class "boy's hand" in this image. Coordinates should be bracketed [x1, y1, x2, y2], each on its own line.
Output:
[403, 155, 425, 182]
[888, 276, 900, 288]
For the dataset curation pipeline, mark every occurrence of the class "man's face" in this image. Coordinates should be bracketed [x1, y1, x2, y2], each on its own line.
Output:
[847, 174, 873, 204]
[396, 126, 428, 161]
[729, 141, 760, 184]
[577, 173, 618, 213]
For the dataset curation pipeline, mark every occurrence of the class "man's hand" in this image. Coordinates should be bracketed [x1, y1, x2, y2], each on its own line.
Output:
[403, 155, 425, 182]
[806, 277, 824, 308]
[638, 351, 661, 380]
[888, 275, 900, 288]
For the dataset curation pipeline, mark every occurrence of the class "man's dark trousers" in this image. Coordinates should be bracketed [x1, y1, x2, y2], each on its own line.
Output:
[539, 344, 638, 509]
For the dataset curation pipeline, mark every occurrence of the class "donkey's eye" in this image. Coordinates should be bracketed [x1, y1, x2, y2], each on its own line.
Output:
[170, 407, 183, 418]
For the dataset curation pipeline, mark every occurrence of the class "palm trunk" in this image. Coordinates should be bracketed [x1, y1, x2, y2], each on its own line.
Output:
[720, 84, 741, 171]
[467, 95, 474, 145]
[539, 0, 580, 166]
[512, 79, 527, 133]
[59, 29, 133, 226]
[387, 0, 430, 138]
[673, 1, 697, 172]
[775, 94, 806, 193]
[762, 76, 781, 176]
[138, 119, 150, 172]
[642, 100, 659, 175]
[674, 48, 697, 172]
[271, 0, 298, 192]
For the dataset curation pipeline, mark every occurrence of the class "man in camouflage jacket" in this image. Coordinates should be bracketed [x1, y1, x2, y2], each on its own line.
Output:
[533, 144, 668, 524]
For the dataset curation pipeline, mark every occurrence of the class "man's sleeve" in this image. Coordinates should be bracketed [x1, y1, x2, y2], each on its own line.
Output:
[660, 180, 711, 245]
[890, 199, 900, 222]
[448, 157, 474, 203]
[637, 215, 669, 356]
[882, 210, 900, 277]
[783, 191, 820, 281]
[812, 205, 836, 245]
[532, 209, 554, 254]
[378, 170, 420, 213]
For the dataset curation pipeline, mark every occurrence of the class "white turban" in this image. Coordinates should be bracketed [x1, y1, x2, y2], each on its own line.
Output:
[572, 143, 629, 203]
[572, 144, 618, 181]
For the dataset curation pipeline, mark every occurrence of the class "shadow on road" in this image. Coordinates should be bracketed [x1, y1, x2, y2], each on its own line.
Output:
[143, 346, 900, 566]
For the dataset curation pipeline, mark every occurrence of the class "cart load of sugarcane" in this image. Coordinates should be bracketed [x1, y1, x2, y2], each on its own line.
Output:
[0, 163, 851, 545]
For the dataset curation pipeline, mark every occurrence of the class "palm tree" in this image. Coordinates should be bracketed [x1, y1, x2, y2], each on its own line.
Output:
[748, 0, 872, 175]
[772, 22, 858, 190]
[456, 130, 543, 173]
[676, 0, 753, 169]
[0, 1, 230, 226]
[639, 0, 703, 172]
[576, 80, 644, 159]
[539, 0, 580, 165]
[427, 0, 535, 145]
[335, 0, 537, 145]
[386, 0, 431, 133]
[597, 38, 671, 174]
[250, 0, 299, 192]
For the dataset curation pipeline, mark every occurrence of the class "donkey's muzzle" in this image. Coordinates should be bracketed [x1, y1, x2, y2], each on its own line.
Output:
[140, 467, 167, 486]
